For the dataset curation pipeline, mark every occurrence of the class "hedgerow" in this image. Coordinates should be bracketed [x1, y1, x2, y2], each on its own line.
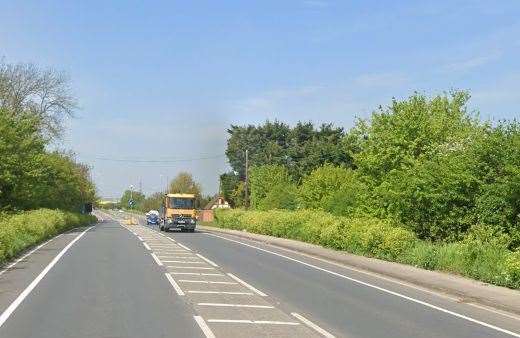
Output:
[0, 209, 96, 264]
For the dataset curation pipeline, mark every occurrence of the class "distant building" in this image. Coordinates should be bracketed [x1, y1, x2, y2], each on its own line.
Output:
[199, 195, 230, 222]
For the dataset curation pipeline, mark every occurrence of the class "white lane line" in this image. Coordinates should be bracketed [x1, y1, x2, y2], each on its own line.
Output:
[207, 319, 300, 325]
[137, 236, 143, 241]
[227, 273, 267, 297]
[161, 260, 205, 264]
[167, 266, 215, 270]
[196, 253, 219, 267]
[198, 303, 274, 309]
[188, 291, 254, 295]
[155, 251, 191, 254]
[172, 272, 224, 276]
[208, 233, 520, 338]
[165, 273, 185, 296]
[178, 280, 238, 285]
[150, 253, 163, 266]
[292, 313, 335, 338]
[0, 235, 60, 277]
[156, 255, 199, 259]
[143, 242, 151, 251]
[0, 226, 93, 329]
[194, 315, 216, 338]
[177, 243, 191, 251]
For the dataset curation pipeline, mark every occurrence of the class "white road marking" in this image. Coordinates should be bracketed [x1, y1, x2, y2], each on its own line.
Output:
[194, 315, 216, 338]
[165, 273, 185, 296]
[177, 243, 191, 251]
[188, 291, 254, 295]
[167, 266, 215, 270]
[178, 280, 238, 285]
[207, 319, 300, 325]
[208, 233, 520, 338]
[227, 273, 267, 297]
[0, 226, 93, 329]
[171, 272, 224, 276]
[143, 242, 151, 251]
[156, 255, 199, 259]
[150, 253, 163, 266]
[137, 236, 143, 241]
[196, 253, 219, 267]
[292, 313, 335, 337]
[161, 260, 205, 264]
[155, 251, 192, 255]
[198, 303, 275, 309]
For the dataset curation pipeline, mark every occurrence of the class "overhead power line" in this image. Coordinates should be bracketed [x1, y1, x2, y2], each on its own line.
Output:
[92, 154, 226, 163]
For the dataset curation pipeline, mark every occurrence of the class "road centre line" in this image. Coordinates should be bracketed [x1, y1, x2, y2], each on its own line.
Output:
[198, 303, 275, 309]
[165, 273, 185, 296]
[291, 313, 336, 338]
[143, 242, 151, 251]
[150, 253, 163, 266]
[0, 226, 93, 329]
[227, 273, 268, 297]
[207, 319, 300, 325]
[196, 253, 219, 267]
[194, 315, 216, 338]
[188, 291, 254, 295]
[179, 280, 238, 285]
[207, 233, 520, 338]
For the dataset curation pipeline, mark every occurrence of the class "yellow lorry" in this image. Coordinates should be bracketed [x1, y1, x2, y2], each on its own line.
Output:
[159, 193, 197, 232]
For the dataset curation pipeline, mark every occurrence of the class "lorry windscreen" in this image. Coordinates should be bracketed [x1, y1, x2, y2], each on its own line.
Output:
[169, 198, 194, 209]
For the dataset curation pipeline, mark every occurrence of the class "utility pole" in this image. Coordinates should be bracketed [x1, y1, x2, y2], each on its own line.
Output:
[244, 149, 249, 209]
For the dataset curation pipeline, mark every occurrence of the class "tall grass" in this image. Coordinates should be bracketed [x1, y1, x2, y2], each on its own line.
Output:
[0, 209, 96, 264]
[215, 209, 520, 289]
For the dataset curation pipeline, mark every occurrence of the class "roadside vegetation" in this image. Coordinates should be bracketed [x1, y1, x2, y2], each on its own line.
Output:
[216, 91, 520, 288]
[111, 172, 212, 212]
[0, 61, 97, 262]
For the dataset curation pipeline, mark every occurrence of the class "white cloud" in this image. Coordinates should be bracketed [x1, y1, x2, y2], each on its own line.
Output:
[442, 51, 502, 73]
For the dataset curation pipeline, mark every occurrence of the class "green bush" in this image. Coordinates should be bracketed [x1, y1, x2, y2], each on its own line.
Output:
[0, 209, 96, 264]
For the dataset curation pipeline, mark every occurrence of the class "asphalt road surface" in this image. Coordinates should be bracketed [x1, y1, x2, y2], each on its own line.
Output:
[0, 213, 519, 338]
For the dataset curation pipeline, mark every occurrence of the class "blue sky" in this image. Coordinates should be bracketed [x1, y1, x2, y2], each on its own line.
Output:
[2, 0, 519, 198]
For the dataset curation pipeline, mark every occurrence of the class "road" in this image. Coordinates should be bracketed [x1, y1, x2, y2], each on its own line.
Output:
[0, 213, 519, 338]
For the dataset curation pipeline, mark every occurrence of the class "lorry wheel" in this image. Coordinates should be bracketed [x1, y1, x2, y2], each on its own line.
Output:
[189, 229, 195, 233]
[160, 226, 164, 231]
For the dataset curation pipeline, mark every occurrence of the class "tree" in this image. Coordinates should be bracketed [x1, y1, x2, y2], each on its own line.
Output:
[140, 192, 164, 212]
[168, 172, 201, 196]
[0, 62, 77, 140]
[220, 172, 240, 207]
[249, 165, 293, 209]
[120, 190, 145, 210]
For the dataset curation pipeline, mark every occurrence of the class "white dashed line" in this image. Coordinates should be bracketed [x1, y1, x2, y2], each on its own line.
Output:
[188, 291, 254, 295]
[150, 253, 163, 266]
[165, 273, 185, 296]
[196, 253, 219, 267]
[171, 272, 224, 276]
[207, 319, 300, 325]
[292, 313, 336, 337]
[194, 315, 216, 338]
[178, 280, 238, 285]
[198, 303, 275, 309]
[167, 266, 215, 270]
[227, 273, 267, 297]
[143, 242, 151, 251]
[137, 236, 143, 241]
[161, 261, 205, 264]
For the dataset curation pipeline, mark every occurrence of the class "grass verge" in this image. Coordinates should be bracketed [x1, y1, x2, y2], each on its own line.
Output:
[0, 208, 97, 265]
[214, 209, 520, 289]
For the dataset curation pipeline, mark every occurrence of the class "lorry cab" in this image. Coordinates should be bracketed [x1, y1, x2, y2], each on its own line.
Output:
[160, 193, 197, 232]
